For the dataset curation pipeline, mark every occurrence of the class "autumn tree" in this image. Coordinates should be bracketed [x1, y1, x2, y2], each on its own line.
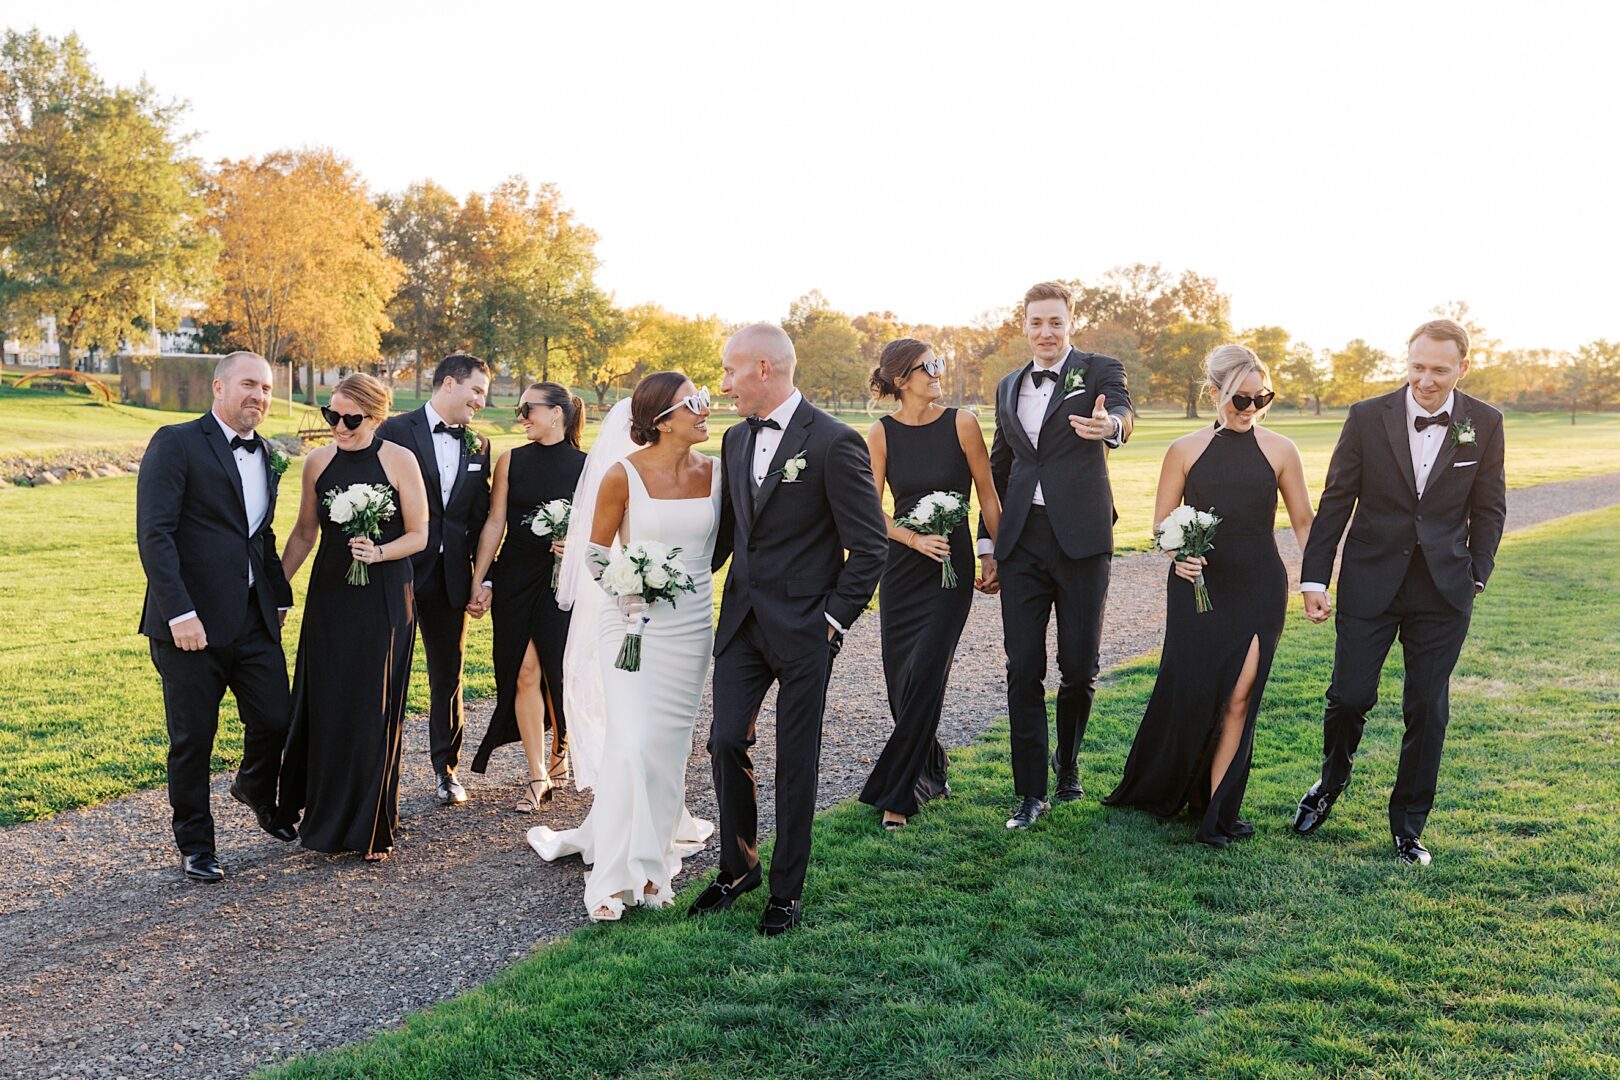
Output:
[0, 29, 215, 367]
[597, 304, 725, 405]
[1275, 343, 1330, 414]
[379, 181, 463, 396]
[1326, 339, 1396, 405]
[1563, 340, 1620, 423]
[783, 291, 863, 408]
[1152, 319, 1228, 418]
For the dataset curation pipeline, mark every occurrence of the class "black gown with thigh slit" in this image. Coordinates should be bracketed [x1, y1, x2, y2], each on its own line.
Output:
[281, 439, 416, 855]
[1103, 423, 1287, 846]
[859, 409, 977, 817]
[472, 439, 585, 772]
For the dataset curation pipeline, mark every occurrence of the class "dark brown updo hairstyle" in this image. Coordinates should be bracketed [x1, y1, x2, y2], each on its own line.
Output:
[629, 370, 691, 446]
[528, 381, 585, 448]
[332, 372, 392, 422]
[870, 337, 933, 400]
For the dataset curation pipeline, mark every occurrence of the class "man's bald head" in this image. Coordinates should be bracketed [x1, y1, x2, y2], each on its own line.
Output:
[721, 322, 797, 418]
[214, 350, 268, 382]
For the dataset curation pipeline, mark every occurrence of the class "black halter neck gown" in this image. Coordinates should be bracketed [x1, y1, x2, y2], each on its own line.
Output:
[1103, 423, 1287, 846]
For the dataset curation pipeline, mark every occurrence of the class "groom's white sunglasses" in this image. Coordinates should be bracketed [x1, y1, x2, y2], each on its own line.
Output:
[655, 386, 711, 419]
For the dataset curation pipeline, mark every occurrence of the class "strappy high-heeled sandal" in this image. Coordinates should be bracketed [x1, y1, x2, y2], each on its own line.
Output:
[515, 778, 552, 813]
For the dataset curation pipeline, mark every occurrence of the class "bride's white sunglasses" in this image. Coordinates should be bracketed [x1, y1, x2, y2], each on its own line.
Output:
[655, 386, 711, 419]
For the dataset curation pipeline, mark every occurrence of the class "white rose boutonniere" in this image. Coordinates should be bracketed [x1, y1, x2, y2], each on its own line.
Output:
[1063, 367, 1087, 396]
[268, 448, 290, 478]
[1451, 419, 1477, 447]
[773, 451, 808, 484]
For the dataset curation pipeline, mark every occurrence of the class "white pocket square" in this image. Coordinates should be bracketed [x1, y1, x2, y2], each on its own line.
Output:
[468, 463, 483, 472]
[1062, 389, 1087, 401]
[1451, 460, 1477, 468]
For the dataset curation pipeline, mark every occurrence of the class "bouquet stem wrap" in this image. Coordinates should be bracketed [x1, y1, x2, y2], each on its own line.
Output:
[615, 613, 650, 671]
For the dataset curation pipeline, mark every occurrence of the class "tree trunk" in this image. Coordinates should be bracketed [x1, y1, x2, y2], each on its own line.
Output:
[305, 357, 317, 404]
[58, 337, 72, 370]
[1313, 395, 1322, 416]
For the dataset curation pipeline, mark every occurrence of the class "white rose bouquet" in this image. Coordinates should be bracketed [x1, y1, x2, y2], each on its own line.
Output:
[522, 498, 572, 590]
[324, 483, 397, 586]
[592, 540, 698, 671]
[1154, 504, 1221, 613]
[893, 490, 970, 588]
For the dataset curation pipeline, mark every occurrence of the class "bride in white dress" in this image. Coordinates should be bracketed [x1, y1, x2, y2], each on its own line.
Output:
[530, 372, 718, 921]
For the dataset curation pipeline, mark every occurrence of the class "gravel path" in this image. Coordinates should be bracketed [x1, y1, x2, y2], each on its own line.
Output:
[4, 472, 1617, 1080]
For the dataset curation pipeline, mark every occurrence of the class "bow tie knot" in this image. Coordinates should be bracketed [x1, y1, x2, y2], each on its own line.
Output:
[229, 435, 261, 453]
[745, 416, 782, 431]
[433, 420, 467, 437]
[1413, 411, 1450, 433]
[1030, 368, 1060, 386]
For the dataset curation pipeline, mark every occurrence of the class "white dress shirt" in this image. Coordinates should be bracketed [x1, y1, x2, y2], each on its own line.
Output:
[1301, 387, 1458, 595]
[422, 401, 461, 507]
[168, 412, 274, 627]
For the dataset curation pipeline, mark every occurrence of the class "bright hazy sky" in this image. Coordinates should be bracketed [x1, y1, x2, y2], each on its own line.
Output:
[13, 2, 1619, 353]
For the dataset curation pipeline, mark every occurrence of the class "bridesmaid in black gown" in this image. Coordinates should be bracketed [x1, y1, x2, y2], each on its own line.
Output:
[469, 382, 587, 809]
[279, 374, 430, 860]
[1104, 345, 1315, 846]
[860, 339, 1002, 830]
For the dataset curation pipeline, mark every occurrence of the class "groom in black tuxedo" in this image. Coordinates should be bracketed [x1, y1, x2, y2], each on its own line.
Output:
[1294, 318, 1507, 865]
[137, 352, 298, 883]
[377, 352, 491, 804]
[982, 281, 1134, 830]
[690, 323, 888, 935]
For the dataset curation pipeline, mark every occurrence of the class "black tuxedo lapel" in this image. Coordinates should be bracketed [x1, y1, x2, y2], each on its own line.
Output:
[1422, 393, 1469, 501]
[753, 398, 814, 519]
[445, 425, 470, 507]
[410, 409, 444, 506]
[1002, 366, 1037, 456]
[1039, 348, 1079, 432]
[1381, 391, 1418, 503]
[728, 424, 756, 532]
[200, 415, 249, 527]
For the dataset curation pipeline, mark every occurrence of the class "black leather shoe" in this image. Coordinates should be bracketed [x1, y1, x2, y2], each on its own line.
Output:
[686, 865, 762, 917]
[230, 781, 297, 842]
[759, 896, 802, 936]
[437, 772, 469, 805]
[1053, 769, 1085, 803]
[182, 852, 223, 883]
[1394, 837, 1432, 866]
[1291, 781, 1343, 834]
[1005, 796, 1050, 830]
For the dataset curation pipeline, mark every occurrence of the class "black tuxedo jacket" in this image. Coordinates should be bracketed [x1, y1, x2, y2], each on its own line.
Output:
[137, 414, 294, 644]
[1302, 387, 1507, 618]
[985, 348, 1133, 561]
[711, 397, 888, 661]
[376, 406, 491, 610]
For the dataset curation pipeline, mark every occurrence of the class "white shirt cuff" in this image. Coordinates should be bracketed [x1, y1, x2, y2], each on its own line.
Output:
[825, 612, 846, 635]
[977, 539, 995, 557]
[1300, 582, 1328, 594]
[168, 610, 198, 627]
[482, 580, 493, 589]
[278, 607, 290, 613]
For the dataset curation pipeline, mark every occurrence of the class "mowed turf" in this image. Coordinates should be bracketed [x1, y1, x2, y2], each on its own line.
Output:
[259, 508, 1620, 1079]
[1, 393, 1618, 824]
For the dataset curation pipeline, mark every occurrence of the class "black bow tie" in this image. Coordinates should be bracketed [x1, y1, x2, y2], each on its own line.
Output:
[1413, 411, 1450, 432]
[1030, 368, 1060, 386]
[745, 416, 782, 431]
[433, 421, 466, 437]
[229, 435, 261, 453]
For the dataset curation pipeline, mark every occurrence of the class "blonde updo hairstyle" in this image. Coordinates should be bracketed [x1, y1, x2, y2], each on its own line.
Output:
[332, 372, 392, 423]
[1206, 344, 1270, 429]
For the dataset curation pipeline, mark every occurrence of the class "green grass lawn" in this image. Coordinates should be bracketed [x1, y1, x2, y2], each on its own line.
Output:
[260, 507, 1620, 1079]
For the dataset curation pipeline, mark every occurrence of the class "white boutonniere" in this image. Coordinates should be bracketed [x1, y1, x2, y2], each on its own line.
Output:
[462, 427, 482, 456]
[771, 451, 808, 483]
[1063, 367, 1087, 396]
[1451, 419, 1477, 447]
[268, 448, 290, 478]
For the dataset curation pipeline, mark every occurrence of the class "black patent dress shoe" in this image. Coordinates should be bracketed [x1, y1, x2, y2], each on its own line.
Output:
[1394, 837, 1432, 866]
[759, 896, 802, 936]
[182, 851, 224, 883]
[686, 865, 762, 917]
[1291, 781, 1343, 834]
[1005, 796, 1050, 830]
[230, 781, 297, 842]
[436, 773, 469, 805]
[1053, 769, 1085, 803]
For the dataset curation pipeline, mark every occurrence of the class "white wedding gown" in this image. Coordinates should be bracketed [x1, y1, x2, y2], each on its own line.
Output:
[528, 459, 719, 918]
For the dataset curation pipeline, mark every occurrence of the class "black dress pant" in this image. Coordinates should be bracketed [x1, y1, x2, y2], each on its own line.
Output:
[1320, 547, 1472, 840]
[149, 593, 290, 856]
[709, 611, 837, 901]
[997, 507, 1111, 799]
[414, 561, 467, 777]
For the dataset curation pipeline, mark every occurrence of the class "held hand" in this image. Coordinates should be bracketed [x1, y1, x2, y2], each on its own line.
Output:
[468, 583, 493, 618]
[1172, 555, 1207, 583]
[1303, 590, 1333, 623]
[171, 614, 208, 652]
[1070, 394, 1117, 441]
[912, 534, 951, 564]
[348, 536, 381, 564]
[975, 555, 1000, 594]
[550, 538, 567, 558]
[616, 596, 648, 624]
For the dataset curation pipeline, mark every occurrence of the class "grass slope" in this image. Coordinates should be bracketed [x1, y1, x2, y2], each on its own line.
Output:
[262, 507, 1620, 1080]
